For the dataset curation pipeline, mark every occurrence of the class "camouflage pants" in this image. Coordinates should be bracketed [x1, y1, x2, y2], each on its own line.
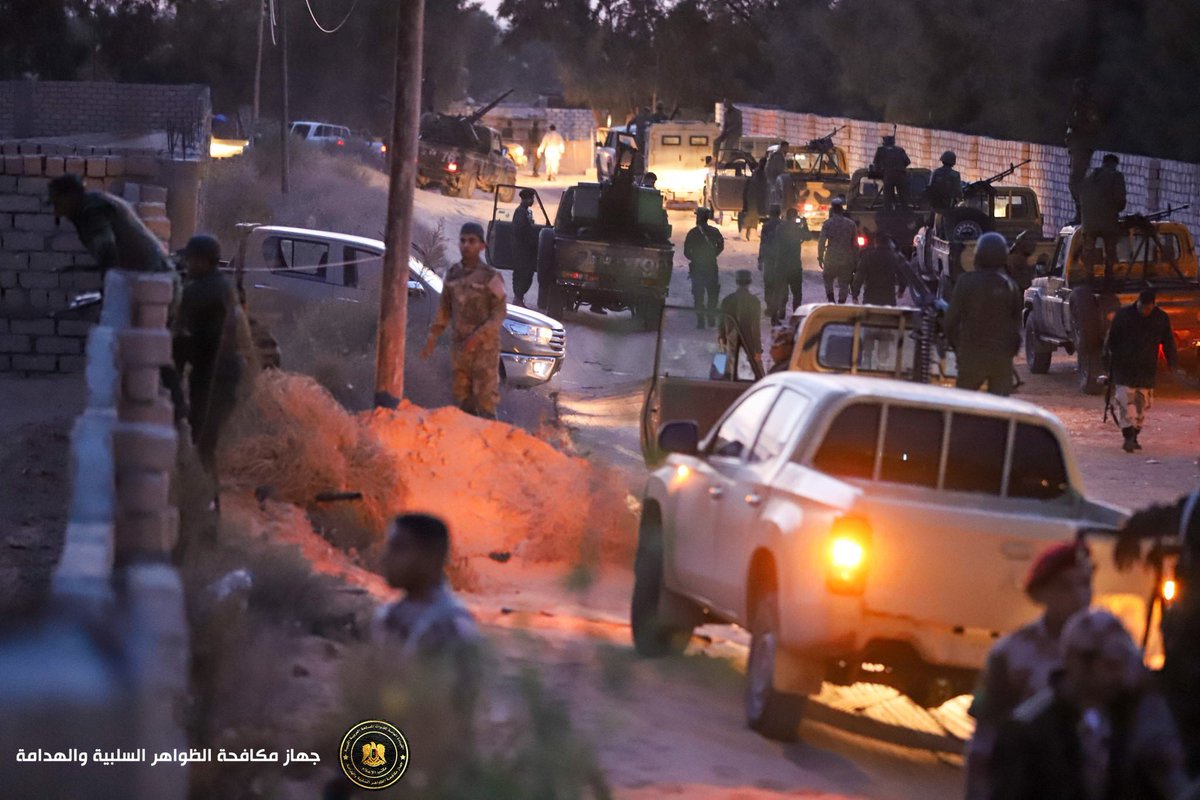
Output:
[451, 342, 500, 419]
[822, 258, 854, 303]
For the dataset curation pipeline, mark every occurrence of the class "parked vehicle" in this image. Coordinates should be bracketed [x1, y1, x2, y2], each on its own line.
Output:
[634, 372, 1153, 738]
[1022, 213, 1199, 392]
[235, 225, 565, 400]
[417, 90, 518, 200]
[596, 120, 720, 204]
[844, 167, 932, 257]
[290, 121, 353, 149]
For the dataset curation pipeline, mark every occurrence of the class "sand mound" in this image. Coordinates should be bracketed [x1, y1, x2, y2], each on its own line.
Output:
[219, 371, 405, 538]
[367, 403, 637, 566]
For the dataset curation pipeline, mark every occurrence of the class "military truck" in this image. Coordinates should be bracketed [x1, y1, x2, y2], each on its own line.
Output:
[844, 167, 932, 257]
[416, 90, 519, 200]
[1023, 212, 1199, 393]
[490, 179, 674, 330]
[596, 120, 719, 204]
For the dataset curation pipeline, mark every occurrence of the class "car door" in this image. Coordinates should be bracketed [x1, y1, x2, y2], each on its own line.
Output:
[708, 389, 812, 617]
[1036, 237, 1071, 338]
[669, 386, 778, 602]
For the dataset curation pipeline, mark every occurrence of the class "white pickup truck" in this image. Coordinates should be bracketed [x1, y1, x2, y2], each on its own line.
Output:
[633, 372, 1155, 740]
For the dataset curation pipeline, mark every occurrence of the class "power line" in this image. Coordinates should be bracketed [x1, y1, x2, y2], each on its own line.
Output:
[302, 0, 360, 34]
[269, 0, 278, 45]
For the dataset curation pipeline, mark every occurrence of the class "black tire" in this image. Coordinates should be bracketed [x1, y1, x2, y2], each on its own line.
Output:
[547, 282, 566, 320]
[497, 184, 515, 203]
[1024, 313, 1051, 374]
[456, 172, 477, 199]
[1070, 287, 1104, 395]
[745, 590, 807, 741]
[638, 297, 662, 332]
[944, 207, 991, 242]
[630, 508, 692, 657]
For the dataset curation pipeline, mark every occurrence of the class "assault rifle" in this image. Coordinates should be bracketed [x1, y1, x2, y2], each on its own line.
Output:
[962, 159, 1032, 198]
[806, 126, 844, 155]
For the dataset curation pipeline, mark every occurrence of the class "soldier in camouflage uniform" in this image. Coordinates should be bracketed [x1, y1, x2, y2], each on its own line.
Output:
[817, 199, 857, 304]
[717, 270, 763, 377]
[965, 541, 1095, 800]
[422, 222, 507, 420]
[48, 173, 173, 276]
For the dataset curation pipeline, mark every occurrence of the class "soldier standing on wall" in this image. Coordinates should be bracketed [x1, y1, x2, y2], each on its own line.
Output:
[1066, 78, 1102, 225]
[871, 135, 911, 211]
[684, 207, 724, 329]
[422, 222, 507, 420]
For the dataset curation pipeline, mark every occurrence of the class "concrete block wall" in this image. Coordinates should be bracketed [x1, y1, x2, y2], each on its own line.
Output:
[0, 142, 175, 374]
[732, 105, 1200, 238]
[0, 269, 187, 799]
[0, 80, 210, 158]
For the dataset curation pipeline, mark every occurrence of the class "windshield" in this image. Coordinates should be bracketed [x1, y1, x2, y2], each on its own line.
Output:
[804, 319, 957, 380]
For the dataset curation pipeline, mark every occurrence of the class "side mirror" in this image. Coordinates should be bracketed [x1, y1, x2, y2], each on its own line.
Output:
[658, 421, 700, 457]
[407, 280, 426, 299]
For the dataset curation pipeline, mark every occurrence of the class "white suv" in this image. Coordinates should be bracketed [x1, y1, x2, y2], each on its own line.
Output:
[633, 372, 1150, 740]
[290, 121, 352, 149]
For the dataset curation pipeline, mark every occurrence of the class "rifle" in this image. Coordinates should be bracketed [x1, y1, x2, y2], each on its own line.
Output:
[1101, 356, 1120, 428]
[1123, 203, 1191, 227]
[963, 159, 1032, 197]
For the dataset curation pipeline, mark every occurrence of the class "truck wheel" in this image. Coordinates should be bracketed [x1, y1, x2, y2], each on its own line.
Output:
[1024, 314, 1051, 374]
[746, 590, 807, 741]
[945, 208, 990, 241]
[638, 297, 663, 332]
[497, 184, 515, 203]
[456, 173, 476, 199]
[631, 508, 693, 657]
[1070, 288, 1104, 395]
[547, 283, 566, 320]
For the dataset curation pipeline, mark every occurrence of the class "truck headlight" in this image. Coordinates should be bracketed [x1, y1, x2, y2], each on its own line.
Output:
[503, 319, 553, 345]
[826, 515, 871, 595]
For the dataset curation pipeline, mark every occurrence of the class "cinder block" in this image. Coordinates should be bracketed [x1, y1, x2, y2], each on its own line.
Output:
[0, 252, 27, 270]
[143, 217, 171, 240]
[122, 182, 140, 203]
[22, 155, 42, 175]
[122, 365, 161, 402]
[105, 156, 125, 177]
[28, 289, 51, 308]
[1, 287, 29, 308]
[0, 194, 40, 212]
[57, 318, 93, 337]
[139, 185, 168, 204]
[0, 355, 9, 371]
[113, 423, 178, 471]
[28, 252, 72, 272]
[0, 176, 16, 192]
[115, 508, 179, 558]
[130, 274, 176, 305]
[68, 272, 103, 292]
[84, 157, 107, 178]
[35, 335, 81, 355]
[116, 469, 171, 514]
[0, 334, 31, 353]
[64, 156, 85, 176]
[57, 354, 86, 372]
[44, 156, 65, 177]
[118, 396, 174, 426]
[0, 317, 6, 332]
[3, 155, 23, 175]
[135, 303, 170, 329]
[17, 176, 49, 197]
[136, 201, 167, 218]
[118, 328, 172, 366]
[19, 272, 61, 290]
[14, 213, 57, 233]
[3, 231, 46, 251]
[12, 354, 57, 372]
[84, 178, 104, 192]
[126, 154, 159, 178]
[50, 233, 86, 252]
[17, 142, 39, 156]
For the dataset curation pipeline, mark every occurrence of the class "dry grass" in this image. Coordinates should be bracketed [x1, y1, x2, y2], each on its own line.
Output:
[218, 370, 405, 547]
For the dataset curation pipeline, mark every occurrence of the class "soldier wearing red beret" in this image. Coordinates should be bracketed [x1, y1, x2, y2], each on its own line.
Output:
[965, 541, 1095, 800]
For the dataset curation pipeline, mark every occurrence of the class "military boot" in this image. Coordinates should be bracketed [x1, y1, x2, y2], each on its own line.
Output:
[1133, 427, 1143, 451]
[1121, 427, 1137, 453]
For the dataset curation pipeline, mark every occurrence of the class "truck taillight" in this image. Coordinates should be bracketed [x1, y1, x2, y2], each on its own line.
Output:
[336, 138, 345, 146]
[445, 161, 459, 173]
[856, 235, 867, 248]
[826, 515, 871, 595]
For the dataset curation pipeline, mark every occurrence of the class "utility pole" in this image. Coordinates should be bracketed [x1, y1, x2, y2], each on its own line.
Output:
[278, 0, 290, 194]
[374, 0, 425, 408]
[252, 0, 265, 133]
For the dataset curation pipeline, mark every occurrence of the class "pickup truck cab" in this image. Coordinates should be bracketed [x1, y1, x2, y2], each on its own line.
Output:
[417, 124, 518, 201]
[236, 225, 565, 400]
[845, 168, 932, 257]
[634, 373, 1149, 739]
[290, 121, 352, 149]
[1023, 219, 1200, 392]
[597, 120, 719, 204]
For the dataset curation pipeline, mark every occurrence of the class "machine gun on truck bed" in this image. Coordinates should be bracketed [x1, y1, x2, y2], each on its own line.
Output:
[417, 89, 519, 200]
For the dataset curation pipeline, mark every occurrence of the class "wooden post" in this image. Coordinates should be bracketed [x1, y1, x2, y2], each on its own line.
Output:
[278, 0, 290, 194]
[374, 0, 425, 408]
[252, 0, 265, 133]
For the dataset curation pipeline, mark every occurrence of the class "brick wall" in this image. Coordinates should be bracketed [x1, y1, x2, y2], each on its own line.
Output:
[0, 143, 175, 374]
[725, 105, 1200, 239]
[0, 80, 210, 158]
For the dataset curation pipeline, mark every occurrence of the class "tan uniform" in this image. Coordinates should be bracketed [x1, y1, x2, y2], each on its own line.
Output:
[965, 617, 1062, 800]
[429, 260, 507, 418]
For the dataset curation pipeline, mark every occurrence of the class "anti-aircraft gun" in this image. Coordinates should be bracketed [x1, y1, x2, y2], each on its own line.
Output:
[416, 89, 518, 199]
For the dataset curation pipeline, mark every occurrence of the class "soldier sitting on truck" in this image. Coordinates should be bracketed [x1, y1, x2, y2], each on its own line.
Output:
[927, 151, 962, 236]
[1078, 153, 1127, 287]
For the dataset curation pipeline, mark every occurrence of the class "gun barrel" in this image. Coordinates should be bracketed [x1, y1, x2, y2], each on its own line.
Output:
[463, 88, 515, 124]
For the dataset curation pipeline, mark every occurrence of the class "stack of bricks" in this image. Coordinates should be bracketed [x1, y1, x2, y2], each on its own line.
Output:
[733, 104, 1200, 239]
[0, 141, 170, 374]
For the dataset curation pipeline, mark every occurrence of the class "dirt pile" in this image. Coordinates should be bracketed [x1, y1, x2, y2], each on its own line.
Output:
[368, 402, 638, 566]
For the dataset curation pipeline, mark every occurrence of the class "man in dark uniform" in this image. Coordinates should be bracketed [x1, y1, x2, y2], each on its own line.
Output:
[1078, 153, 1126, 287]
[872, 135, 911, 211]
[1104, 289, 1178, 453]
[713, 100, 743, 162]
[852, 234, 904, 306]
[764, 141, 789, 208]
[740, 157, 768, 241]
[758, 204, 783, 320]
[818, 199, 857, 303]
[174, 234, 248, 472]
[511, 188, 539, 307]
[1006, 231, 1039, 292]
[1066, 78, 1101, 224]
[684, 207, 724, 329]
[927, 150, 962, 235]
[944, 232, 1022, 396]
[49, 173, 172, 276]
[718, 270, 763, 377]
[528, 121, 542, 177]
[775, 208, 809, 319]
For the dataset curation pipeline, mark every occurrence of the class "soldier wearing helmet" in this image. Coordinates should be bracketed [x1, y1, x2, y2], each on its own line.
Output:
[871, 134, 911, 211]
[927, 150, 962, 235]
[965, 542, 1094, 800]
[943, 231, 1023, 395]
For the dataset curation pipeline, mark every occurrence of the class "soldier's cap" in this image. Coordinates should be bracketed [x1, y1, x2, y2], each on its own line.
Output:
[182, 234, 222, 263]
[695, 206, 711, 219]
[47, 173, 85, 200]
[1024, 541, 1093, 596]
[830, 197, 845, 208]
[735, 269, 753, 285]
[1061, 608, 1140, 666]
[1102, 153, 1120, 165]
[941, 150, 957, 165]
[771, 326, 795, 347]
[460, 221, 486, 241]
[518, 188, 536, 200]
[882, 135, 895, 144]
